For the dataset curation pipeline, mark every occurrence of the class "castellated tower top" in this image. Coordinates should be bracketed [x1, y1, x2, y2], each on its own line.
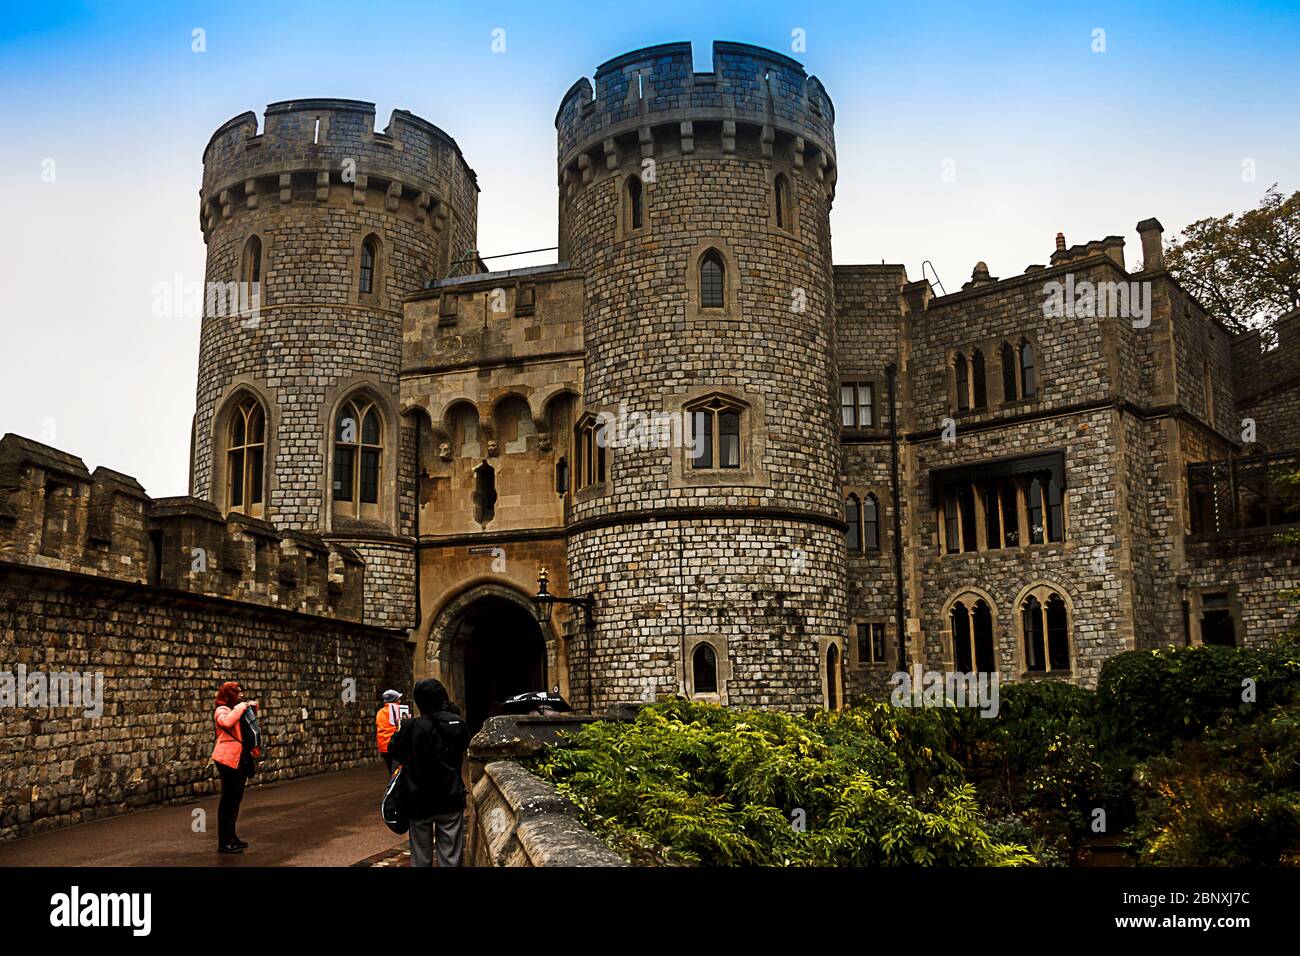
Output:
[200, 99, 478, 240]
[555, 40, 835, 172]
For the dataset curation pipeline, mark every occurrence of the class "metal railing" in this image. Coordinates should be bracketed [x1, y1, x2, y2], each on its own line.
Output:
[1187, 449, 1299, 534]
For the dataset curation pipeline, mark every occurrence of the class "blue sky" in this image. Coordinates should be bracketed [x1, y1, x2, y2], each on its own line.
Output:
[2, 0, 1298, 495]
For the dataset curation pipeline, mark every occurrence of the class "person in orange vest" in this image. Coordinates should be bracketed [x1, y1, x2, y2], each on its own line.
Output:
[376, 689, 403, 775]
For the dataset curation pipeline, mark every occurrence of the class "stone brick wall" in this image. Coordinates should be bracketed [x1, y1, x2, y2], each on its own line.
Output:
[1185, 532, 1300, 647]
[0, 562, 410, 840]
[0, 434, 410, 840]
[1232, 310, 1300, 449]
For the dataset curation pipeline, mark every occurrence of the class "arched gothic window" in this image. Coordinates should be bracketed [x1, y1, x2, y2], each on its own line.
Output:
[359, 235, 378, 294]
[693, 643, 718, 695]
[950, 595, 997, 673]
[845, 494, 862, 552]
[864, 493, 881, 552]
[1021, 586, 1071, 673]
[700, 251, 726, 309]
[1019, 339, 1037, 398]
[971, 349, 987, 408]
[955, 353, 970, 412]
[774, 174, 790, 229]
[1000, 341, 1018, 402]
[826, 644, 840, 710]
[226, 396, 266, 517]
[333, 396, 383, 518]
[241, 235, 262, 287]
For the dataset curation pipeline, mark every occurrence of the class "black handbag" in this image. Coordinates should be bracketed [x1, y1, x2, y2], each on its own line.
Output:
[382, 765, 409, 834]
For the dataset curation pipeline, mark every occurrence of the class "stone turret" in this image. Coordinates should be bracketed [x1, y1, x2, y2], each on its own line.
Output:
[556, 42, 847, 711]
[193, 99, 479, 628]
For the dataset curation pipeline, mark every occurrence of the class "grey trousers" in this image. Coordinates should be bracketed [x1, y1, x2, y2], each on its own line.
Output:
[409, 810, 465, 868]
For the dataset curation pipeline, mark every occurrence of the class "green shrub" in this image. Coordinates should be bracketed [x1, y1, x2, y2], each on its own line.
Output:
[1132, 701, 1300, 866]
[1095, 641, 1297, 760]
[533, 699, 1035, 867]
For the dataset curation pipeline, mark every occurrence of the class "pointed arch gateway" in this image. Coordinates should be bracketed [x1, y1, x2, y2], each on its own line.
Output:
[425, 582, 557, 734]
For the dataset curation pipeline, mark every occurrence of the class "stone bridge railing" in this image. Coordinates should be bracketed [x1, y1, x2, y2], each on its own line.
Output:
[465, 712, 633, 867]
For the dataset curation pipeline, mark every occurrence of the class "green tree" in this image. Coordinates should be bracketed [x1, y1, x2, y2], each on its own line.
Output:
[1164, 185, 1300, 332]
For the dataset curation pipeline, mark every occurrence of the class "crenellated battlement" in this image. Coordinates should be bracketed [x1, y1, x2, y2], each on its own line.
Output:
[1232, 308, 1300, 405]
[0, 434, 365, 621]
[555, 41, 835, 182]
[200, 99, 478, 239]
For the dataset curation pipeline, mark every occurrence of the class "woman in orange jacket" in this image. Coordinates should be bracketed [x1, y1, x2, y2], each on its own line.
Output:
[212, 681, 257, 854]
[376, 689, 402, 775]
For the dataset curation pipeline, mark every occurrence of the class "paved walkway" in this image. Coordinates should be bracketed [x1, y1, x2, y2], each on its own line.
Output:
[0, 764, 408, 867]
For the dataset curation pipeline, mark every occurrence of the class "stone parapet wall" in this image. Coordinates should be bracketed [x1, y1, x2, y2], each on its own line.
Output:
[0, 562, 411, 840]
[556, 41, 835, 171]
[468, 761, 627, 867]
[465, 713, 630, 867]
[0, 434, 366, 621]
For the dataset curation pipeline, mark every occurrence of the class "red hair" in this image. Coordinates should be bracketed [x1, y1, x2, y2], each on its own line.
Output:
[215, 681, 242, 708]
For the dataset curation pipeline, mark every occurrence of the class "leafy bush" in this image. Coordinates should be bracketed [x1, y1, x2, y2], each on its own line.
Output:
[1095, 641, 1297, 760]
[1132, 701, 1300, 865]
[533, 698, 1035, 867]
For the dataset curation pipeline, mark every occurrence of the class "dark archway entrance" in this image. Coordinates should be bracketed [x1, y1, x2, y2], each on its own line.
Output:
[454, 595, 547, 734]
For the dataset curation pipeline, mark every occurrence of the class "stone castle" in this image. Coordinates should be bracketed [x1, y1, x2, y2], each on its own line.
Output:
[5, 41, 1300, 760]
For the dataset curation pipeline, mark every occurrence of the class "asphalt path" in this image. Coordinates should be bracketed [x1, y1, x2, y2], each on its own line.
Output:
[0, 763, 407, 867]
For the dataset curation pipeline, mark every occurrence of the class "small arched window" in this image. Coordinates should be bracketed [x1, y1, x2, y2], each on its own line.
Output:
[774, 174, 789, 229]
[825, 644, 840, 710]
[845, 494, 862, 552]
[971, 349, 987, 408]
[574, 415, 607, 489]
[700, 251, 725, 309]
[241, 235, 262, 286]
[864, 493, 880, 552]
[954, 353, 970, 411]
[359, 236, 378, 294]
[473, 460, 497, 525]
[334, 396, 383, 517]
[226, 396, 266, 517]
[626, 176, 643, 231]
[1019, 339, 1037, 398]
[1000, 341, 1018, 402]
[555, 456, 569, 495]
[693, 643, 718, 694]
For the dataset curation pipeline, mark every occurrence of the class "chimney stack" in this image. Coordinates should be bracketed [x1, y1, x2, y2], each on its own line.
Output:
[1136, 218, 1165, 271]
[1055, 232, 1066, 253]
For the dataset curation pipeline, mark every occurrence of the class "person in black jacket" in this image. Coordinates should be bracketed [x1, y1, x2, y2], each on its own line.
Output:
[387, 678, 469, 867]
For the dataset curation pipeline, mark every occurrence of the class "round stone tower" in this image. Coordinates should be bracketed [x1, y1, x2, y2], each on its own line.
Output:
[195, 98, 478, 628]
[556, 42, 847, 710]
